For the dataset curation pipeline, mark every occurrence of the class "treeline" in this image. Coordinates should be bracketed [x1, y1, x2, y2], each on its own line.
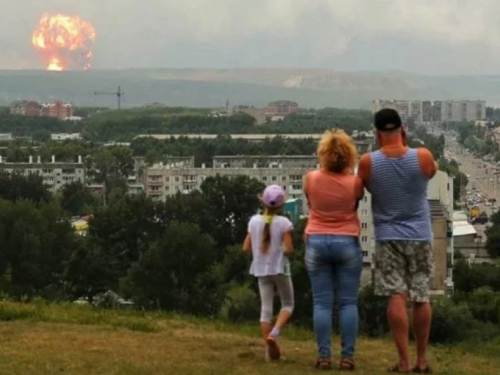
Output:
[0, 106, 373, 143]
[456, 122, 499, 159]
[81, 107, 373, 142]
[0, 108, 82, 142]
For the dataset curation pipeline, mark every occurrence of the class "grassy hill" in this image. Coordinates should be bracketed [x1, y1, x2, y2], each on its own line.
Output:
[0, 301, 498, 374]
[2, 69, 500, 108]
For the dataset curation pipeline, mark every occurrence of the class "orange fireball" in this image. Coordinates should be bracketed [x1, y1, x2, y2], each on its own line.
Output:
[32, 13, 96, 71]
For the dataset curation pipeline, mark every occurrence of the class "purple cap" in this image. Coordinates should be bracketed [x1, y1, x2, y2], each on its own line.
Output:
[261, 184, 286, 208]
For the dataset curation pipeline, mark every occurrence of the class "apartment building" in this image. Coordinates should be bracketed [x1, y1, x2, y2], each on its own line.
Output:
[374, 99, 486, 123]
[10, 101, 42, 117]
[373, 99, 415, 122]
[437, 100, 486, 122]
[213, 155, 319, 169]
[429, 199, 453, 295]
[10, 100, 74, 120]
[266, 100, 299, 117]
[0, 155, 85, 192]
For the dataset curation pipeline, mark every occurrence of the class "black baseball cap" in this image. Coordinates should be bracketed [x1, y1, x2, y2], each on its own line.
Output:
[374, 108, 402, 131]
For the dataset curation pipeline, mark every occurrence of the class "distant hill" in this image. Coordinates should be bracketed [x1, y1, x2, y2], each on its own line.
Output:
[1, 68, 500, 109]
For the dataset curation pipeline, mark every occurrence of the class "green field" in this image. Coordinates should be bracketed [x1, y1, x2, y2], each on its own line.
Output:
[0, 301, 498, 374]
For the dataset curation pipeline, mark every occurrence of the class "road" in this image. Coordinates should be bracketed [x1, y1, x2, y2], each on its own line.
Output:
[442, 132, 498, 242]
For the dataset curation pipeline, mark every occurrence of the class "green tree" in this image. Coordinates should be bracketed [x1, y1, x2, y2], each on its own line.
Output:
[63, 237, 118, 303]
[0, 173, 50, 204]
[0, 200, 75, 297]
[61, 181, 97, 216]
[124, 221, 218, 312]
[201, 175, 265, 250]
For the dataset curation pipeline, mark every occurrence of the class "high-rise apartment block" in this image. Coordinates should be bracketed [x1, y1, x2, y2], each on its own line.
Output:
[373, 99, 486, 123]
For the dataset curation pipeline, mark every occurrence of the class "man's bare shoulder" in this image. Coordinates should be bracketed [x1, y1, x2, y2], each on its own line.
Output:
[357, 153, 372, 182]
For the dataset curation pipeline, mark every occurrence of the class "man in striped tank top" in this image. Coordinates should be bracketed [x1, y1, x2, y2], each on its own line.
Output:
[358, 109, 437, 374]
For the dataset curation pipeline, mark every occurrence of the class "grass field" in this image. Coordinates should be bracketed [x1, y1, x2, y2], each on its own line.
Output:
[0, 301, 498, 374]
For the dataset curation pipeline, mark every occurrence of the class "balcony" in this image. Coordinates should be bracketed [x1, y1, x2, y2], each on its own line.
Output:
[148, 189, 162, 196]
[147, 181, 163, 187]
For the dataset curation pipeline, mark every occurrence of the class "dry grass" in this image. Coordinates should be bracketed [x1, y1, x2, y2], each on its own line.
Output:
[0, 301, 498, 375]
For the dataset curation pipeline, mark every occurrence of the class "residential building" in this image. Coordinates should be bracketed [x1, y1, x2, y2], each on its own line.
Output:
[51, 133, 82, 141]
[373, 100, 413, 122]
[0, 155, 85, 192]
[429, 199, 453, 295]
[10, 101, 42, 117]
[437, 100, 486, 122]
[213, 155, 318, 169]
[373, 99, 486, 123]
[0, 134, 13, 141]
[422, 101, 433, 122]
[266, 100, 299, 118]
[42, 101, 74, 120]
[10, 100, 74, 120]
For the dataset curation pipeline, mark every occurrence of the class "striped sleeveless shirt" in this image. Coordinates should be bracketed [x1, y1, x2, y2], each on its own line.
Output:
[367, 148, 432, 241]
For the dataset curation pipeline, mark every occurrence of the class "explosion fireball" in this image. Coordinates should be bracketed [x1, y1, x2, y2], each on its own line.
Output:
[32, 13, 96, 71]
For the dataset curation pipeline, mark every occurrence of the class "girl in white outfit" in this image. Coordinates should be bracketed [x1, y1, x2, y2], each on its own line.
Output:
[243, 184, 295, 361]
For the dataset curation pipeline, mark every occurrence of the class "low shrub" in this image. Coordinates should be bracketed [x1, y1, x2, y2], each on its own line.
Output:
[219, 283, 260, 322]
[430, 298, 474, 343]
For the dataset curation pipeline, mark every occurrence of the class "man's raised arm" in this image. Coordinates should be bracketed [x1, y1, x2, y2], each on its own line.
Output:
[357, 153, 372, 191]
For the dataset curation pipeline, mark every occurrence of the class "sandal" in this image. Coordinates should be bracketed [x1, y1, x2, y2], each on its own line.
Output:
[388, 364, 411, 373]
[413, 365, 432, 373]
[339, 358, 355, 371]
[316, 358, 332, 370]
[265, 336, 281, 360]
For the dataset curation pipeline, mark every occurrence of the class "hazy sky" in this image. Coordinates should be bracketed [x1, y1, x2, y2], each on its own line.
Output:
[1, 0, 499, 74]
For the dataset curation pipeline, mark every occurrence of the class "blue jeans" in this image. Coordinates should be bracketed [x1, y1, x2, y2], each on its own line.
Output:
[305, 235, 363, 359]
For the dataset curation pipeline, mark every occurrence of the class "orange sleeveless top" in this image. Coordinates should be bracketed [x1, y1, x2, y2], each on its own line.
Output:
[305, 170, 360, 236]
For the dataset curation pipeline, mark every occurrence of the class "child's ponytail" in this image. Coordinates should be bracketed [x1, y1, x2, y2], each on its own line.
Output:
[261, 214, 274, 254]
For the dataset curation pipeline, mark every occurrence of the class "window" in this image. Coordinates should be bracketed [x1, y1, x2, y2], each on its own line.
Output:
[165, 177, 170, 182]
[175, 177, 179, 182]
[447, 183, 450, 191]
[263, 176, 267, 181]
[363, 196, 368, 202]
[361, 222, 368, 229]
[362, 251, 368, 257]
[272, 176, 277, 181]
[282, 176, 286, 181]
[362, 209, 368, 216]
[361, 236, 368, 243]
[292, 184, 302, 191]
[165, 186, 170, 191]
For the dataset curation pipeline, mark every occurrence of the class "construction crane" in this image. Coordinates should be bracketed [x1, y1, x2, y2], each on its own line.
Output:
[94, 86, 124, 110]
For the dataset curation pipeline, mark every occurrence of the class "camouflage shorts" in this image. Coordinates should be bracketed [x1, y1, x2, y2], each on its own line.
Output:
[374, 241, 434, 303]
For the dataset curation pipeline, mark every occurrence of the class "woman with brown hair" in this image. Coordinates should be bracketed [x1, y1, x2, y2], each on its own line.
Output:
[303, 129, 364, 371]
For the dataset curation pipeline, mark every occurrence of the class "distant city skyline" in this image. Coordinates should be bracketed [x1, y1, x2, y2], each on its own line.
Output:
[1, 1, 500, 75]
